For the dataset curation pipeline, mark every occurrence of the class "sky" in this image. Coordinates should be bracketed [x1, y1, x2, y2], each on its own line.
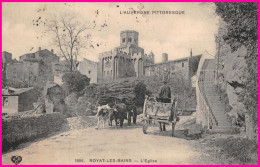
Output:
[2, 2, 220, 63]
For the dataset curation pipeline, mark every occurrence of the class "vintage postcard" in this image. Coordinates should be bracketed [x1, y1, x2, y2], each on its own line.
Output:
[2, 2, 258, 165]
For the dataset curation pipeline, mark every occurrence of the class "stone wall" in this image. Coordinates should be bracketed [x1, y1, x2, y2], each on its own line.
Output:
[2, 113, 64, 152]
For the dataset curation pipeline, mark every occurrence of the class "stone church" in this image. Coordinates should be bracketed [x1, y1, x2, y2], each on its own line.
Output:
[97, 30, 154, 83]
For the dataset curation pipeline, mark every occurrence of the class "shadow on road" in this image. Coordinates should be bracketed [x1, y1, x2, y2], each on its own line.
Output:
[105, 121, 143, 130]
[105, 120, 191, 140]
[147, 129, 188, 139]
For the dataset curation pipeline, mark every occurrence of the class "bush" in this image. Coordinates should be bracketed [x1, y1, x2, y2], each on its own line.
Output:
[210, 137, 258, 164]
[62, 71, 90, 93]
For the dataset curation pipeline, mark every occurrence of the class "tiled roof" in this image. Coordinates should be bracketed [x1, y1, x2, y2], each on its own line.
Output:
[2, 87, 34, 96]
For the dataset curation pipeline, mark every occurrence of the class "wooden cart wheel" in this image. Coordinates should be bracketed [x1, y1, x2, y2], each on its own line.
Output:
[143, 120, 149, 134]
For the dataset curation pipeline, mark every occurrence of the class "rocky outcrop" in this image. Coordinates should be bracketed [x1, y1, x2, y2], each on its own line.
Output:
[219, 45, 248, 124]
[43, 83, 69, 117]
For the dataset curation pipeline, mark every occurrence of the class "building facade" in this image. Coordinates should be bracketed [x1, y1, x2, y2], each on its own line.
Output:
[2, 51, 14, 84]
[144, 53, 202, 83]
[5, 48, 59, 87]
[2, 51, 12, 67]
[2, 87, 38, 115]
[52, 60, 79, 85]
[6, 60, 41, 86]
[97, 30, 154, 83]
[78, 58, 98, 84]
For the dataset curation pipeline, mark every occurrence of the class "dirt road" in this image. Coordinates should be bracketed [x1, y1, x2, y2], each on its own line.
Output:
[2, 118, 227, 165]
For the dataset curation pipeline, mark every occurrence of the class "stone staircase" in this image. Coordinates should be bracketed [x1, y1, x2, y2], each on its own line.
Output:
[201, 59, 232, 133]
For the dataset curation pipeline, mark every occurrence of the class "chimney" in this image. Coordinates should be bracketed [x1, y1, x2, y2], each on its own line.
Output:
[190, 48, 192, 58]
[39, 47, 41, 51]
[162, 53, 168, 63]
[51, 49, 54, 53]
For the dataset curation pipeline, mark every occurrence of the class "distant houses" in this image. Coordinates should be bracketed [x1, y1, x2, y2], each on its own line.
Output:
[2, 47, 99, 115]
[2, 47, 100, 88]
[3, 47, 60, 88]
[3, 32, 202, 88]
[2, 31, 203, 115]
[144, 52, 202, 83]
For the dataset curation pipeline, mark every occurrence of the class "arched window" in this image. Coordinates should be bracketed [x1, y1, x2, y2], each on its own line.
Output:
[128, 38, 132, 42]
[122, 38, 125, 43]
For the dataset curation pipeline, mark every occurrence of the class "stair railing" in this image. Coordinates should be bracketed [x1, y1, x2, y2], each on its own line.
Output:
[196, 55, 218, 129]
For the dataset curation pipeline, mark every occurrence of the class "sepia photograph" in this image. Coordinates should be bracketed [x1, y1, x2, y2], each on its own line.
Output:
[1, 1, 258, 165]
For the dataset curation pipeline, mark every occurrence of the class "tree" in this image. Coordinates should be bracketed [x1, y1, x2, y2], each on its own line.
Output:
[215, 2, 258, 139]
[62, 71, 90, 93]
[46, 13, 90, 71]
[5, 61, 47, 95]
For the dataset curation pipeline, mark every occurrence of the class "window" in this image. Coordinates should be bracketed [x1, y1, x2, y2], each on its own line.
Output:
[3, 97, 8, 107]
[182, 62, 184, 67]
[88, 70, 91, 74]
[111, 70, 112, 75]
[128, 38, 132, 42]
[122, 38, 125, 43]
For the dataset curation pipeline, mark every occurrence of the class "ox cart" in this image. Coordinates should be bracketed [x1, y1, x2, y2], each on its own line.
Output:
[142, 96, 178, 137]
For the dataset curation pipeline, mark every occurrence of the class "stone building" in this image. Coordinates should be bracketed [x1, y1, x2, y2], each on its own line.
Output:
[2, 51, 12, 68]
[6, 60, 41, 85]
[78, 58, 98, 84]
[2, 51, 17, 85]
[144, 52, 202, 84]
[2, 87, 39, 115]
[20, 47, 60, 81]
[97, 30, 154, 83]
[6, 48, 59, 87]
[52, 60, 80, 85]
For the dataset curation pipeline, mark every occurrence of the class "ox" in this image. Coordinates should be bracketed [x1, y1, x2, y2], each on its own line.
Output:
[96, 104, 114, 129]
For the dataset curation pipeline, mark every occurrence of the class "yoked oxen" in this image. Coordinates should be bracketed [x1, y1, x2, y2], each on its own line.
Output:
[113, 103, 127, 127]
[95, 103, 130, 129]
[110, 102, 138, 127]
